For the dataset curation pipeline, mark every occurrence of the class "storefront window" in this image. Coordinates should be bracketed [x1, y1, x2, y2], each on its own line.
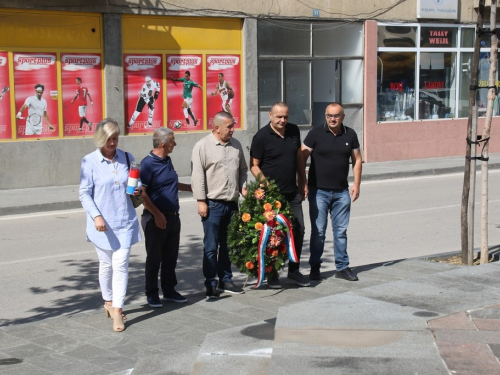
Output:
[419, 52, 456, 119]
[285, 61, 311, 125]
[258, 20, 311, 56]
[461, 28, 475, 48]
[258, 60, 281, 107]
[314, 23, 363, 57]
[377, 26, 417, 48]
[377, 52, 416, 121]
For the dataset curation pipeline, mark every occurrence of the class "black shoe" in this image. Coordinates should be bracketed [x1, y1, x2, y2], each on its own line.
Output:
[287, 270, 310, 287]
[335, 267, 359, 281]
[267, 274, 283, 289]
[309, 265, 321, 281]
[147, 295, 163, 308]
[206, 285, 220, 300]
[217, 281, 244, 294]
[162, 290, 187, 303]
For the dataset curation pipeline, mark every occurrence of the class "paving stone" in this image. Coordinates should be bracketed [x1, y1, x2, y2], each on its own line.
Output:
[275, 293, 433, 331]
[488, 343, 500, 361]
[30, 334, 83, 353]
[428, 312, 477, 331]
[1, 343, 53, 360]
[131, 347, 201, 375]
[0, 361, 52, 375]
[25, 353, 105, 374]
[469, 307, 500, 319]
[3, 325, 54, 341]
[486, 303, 500, 309]
[0, 332, 30, 350]
[433, 330, 500, 344]
[269, 354, 449, 375]
[192, 354, 270, 375]
[472, 318, 500, 331]
[92, 337, 166, 360]
[63, 343, 136, 372]
[436, 342, 500, 375]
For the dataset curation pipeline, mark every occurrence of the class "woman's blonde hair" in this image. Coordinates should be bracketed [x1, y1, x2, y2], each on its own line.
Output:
[93, 118, 121, 149]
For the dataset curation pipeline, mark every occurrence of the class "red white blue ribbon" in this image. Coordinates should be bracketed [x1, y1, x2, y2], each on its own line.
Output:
[255, 223, 270, 289]
[276, 213, 298, 263]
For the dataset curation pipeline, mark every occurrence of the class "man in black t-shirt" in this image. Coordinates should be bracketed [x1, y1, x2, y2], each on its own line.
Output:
[300, 102, 362, 282]
[250, 102, 309, 289]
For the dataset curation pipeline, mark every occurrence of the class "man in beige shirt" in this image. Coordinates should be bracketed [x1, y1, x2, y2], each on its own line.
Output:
[191, 111, 248, 299]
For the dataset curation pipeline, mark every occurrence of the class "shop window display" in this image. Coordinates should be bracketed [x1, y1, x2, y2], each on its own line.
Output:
[377, 52, 416, 121]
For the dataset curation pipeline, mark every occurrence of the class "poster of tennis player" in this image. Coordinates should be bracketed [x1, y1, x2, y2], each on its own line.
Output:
[206, 55, 241, 129]
[0, 52, 11, 139]
[14, 53, 58, 139]
[61, 53, 103, 137]
[166, 55, 203, 131]
[124, 54, 163, 134]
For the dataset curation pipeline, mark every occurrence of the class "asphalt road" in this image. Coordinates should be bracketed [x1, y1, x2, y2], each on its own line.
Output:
[1, 171, 499, 326]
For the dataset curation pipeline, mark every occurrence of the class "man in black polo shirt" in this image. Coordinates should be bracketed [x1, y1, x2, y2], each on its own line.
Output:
[140, 128, 192, 308]
[250, 102, 309, 289]
[300, 102, 362, 281]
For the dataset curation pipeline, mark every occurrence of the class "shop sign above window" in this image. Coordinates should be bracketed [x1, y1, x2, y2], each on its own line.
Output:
[417, 0, 458, 20]
[421, 27, 456, 48]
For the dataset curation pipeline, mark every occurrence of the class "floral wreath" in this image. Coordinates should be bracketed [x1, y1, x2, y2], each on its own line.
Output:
[228, 177, 297, 288]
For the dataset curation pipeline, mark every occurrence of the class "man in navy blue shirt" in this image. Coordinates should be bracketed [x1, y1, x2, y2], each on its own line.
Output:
[300, 102, 362, 282]
[140, 127, 192, 308]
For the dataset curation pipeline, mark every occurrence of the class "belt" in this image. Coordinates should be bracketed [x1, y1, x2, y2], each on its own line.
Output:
[162, 210, 179, 216]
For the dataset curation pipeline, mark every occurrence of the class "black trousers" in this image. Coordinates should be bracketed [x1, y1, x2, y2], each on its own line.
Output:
[283, 191, 305, 273]
[141, 210, 181, 297]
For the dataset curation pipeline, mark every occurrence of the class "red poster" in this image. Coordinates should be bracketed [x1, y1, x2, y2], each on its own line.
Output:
[0, 53, 11, 139]
[124, 54, 163, 134]
[206, 55, 241, 129]
[166, 55, 203, 131]
[13, 53, 58, 139]
[61, 54, 103, 136]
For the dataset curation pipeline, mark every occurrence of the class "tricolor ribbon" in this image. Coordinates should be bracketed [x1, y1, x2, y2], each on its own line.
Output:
[255, 223, 270, 289]
[276, 213, 298, 263]
[254, 213, 298, 288]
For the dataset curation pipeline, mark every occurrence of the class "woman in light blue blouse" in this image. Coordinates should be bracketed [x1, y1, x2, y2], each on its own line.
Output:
[79, 118, 141, 332]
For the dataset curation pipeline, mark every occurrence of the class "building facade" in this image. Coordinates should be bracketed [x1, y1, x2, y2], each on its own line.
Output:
[0, 1, 497, 188]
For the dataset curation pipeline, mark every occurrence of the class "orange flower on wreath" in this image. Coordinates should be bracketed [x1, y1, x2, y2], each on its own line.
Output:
[254, 222, 263, 230]
[245, 261, 255, 270]
[241, 213, 251, 222]
[263, 210, 276, 221]
[263, 203, 273, 212]
[254, 188, 265, 200]
[274, 200, 282, 209]
[272, 250, 279, 257]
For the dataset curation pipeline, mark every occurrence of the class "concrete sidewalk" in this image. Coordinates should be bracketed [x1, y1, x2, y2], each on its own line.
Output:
[1, 153, 500, 216]
[1, 258, 500, 374]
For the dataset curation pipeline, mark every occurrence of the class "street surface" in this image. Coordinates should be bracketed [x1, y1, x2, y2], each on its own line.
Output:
[1, 171, 499, 326]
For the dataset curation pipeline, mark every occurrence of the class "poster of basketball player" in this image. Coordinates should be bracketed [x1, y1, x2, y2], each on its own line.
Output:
[13, 53, 58, 139]
[61, 53, 103, 136]
[206, 55, 241, 130]
[124, 54, 163, 134]
[166, 55, 203, 131]
[0, 52, 11, 139]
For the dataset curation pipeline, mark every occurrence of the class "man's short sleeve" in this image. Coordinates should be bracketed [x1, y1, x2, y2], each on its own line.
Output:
[250, 132, 265, 160]
[351, 130, 360, 150]
[139, 157, 153, 188]
[303, 128, 316, 150]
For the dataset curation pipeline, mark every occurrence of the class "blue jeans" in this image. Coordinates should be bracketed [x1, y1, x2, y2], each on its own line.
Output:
[202, 199, 237, 288]
[308, 187, 351, 271]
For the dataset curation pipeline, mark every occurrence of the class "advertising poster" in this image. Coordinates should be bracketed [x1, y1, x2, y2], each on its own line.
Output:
[124, 54, 163, 134]
[166, 55, 203, 131]
[0, 52, 11, 139]
[61, 54, 103, 137]
[206, 55, 241, 129]
[13, 53, 58, 139]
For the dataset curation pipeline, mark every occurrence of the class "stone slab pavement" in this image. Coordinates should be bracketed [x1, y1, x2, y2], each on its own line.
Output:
[1, 259, 500, 374]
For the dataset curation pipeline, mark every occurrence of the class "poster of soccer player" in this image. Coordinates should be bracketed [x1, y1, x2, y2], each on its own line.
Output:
[206, 55, 241, 129]
[166, 55, 203, 131]
[61, 53, 103, 137]
[124, 54, 163, 134]
[0, 52, 12, 139]
[13, 53, 59, 139]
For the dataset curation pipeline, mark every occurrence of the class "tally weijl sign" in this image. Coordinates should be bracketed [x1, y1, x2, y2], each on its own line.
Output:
[417, 0, 458, 20]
